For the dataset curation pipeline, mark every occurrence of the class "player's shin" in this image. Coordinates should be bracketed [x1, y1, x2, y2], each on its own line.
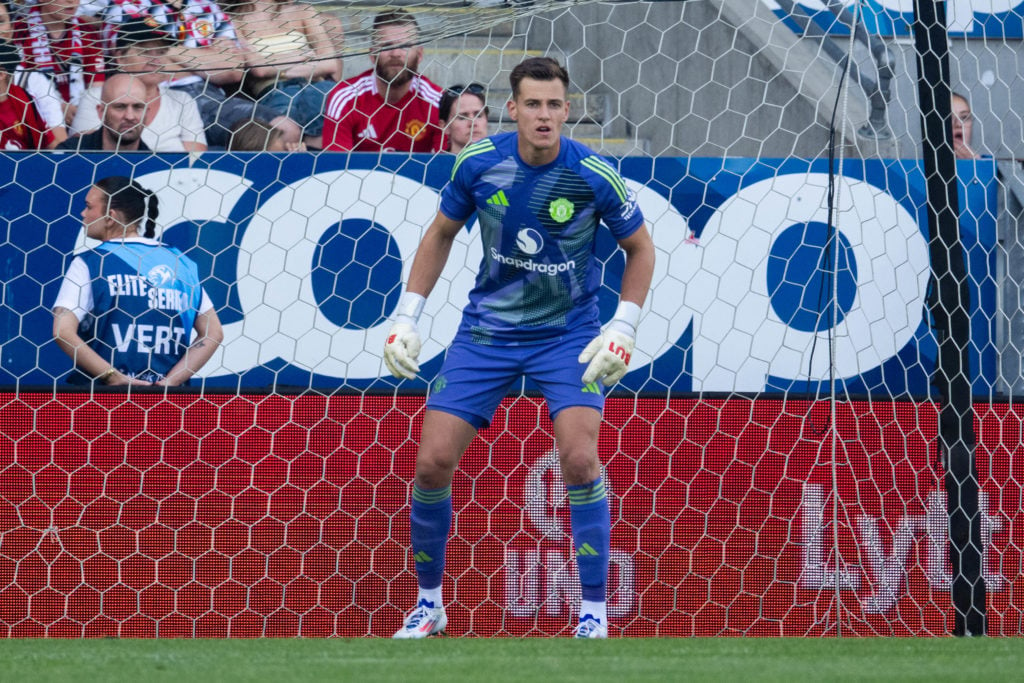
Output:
[567, 477, 610, 629]
[410, 484, 453, 601]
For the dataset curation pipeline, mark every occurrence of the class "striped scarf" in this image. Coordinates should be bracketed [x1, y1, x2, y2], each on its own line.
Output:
[18, 6, 86, 105]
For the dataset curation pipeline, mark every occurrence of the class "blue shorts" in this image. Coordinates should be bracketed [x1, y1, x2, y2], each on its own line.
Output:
[256, 79, 336, 137]
[426, 327, 604, 430]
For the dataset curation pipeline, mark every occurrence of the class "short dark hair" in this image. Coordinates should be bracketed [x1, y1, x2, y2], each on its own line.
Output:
[94, 176, 160, 238]
[509, 57, 569, 98]
[439, 83, 487, 122]
[0, 39, 20, 76]
[117, 19, 173, 48]
[373, 9, 420, 39]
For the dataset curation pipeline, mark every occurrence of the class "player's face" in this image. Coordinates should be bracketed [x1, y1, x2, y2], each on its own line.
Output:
[100, 77, 147, 146]
[82, 187, 117, 240]
[507, 77, 569, 164]
[372, 24, 422, 87]
[445, 93, 489, 154]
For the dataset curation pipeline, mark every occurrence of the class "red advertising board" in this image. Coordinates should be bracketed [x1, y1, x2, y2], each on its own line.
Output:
[0, 393, 1021, 637]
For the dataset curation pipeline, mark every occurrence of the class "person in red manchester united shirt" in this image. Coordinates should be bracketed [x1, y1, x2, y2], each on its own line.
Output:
[11, 0, 105, 125]
[0, 40, 56, 150]
[321, 10, 442, 153]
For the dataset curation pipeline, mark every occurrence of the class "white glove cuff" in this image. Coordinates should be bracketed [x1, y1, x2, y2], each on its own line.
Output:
[395, 291, 426, 323]
[608, 300, 642, 335]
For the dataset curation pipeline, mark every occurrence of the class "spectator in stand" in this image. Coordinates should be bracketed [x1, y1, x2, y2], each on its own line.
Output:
[70, 22, 207, 152]
[952, 91, 981, 161]
[227, 117, 305, 151]
[10, 0, 106, 126]
[76, 1, 301, 149]
[322, 9, 443, 152]
[0, 38, 56, 149]
[227, 0, 340, 149]
[318, 8, 345, 82]
[0, 0, 67, 144]
[53, 175, 223, 386]
[439, 82, 489, 154]
[58, 72, 150, 151]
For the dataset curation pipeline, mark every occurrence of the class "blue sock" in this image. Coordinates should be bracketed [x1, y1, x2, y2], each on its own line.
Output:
[567, 477, 610, 603]
[410, 485, 452, 591]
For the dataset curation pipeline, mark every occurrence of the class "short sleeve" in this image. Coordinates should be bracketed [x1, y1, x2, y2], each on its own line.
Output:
[581, 155, 644, 240]
[69, 85, 102, 135]
[53, 257, 94, 321]
[438, 155, 478, 223]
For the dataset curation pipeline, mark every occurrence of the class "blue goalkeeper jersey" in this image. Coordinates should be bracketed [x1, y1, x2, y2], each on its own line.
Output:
[440, 131, 644, 345]
[68, 240, 204, 383]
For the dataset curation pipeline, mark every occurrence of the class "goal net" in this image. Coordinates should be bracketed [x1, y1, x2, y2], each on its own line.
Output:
[1, 0, 1024, 637]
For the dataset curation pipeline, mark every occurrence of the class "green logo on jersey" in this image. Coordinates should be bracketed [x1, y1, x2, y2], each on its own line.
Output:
[432, 376, 447, 395]
[549, 197, 575, 223]
[487, 190, 509, 207]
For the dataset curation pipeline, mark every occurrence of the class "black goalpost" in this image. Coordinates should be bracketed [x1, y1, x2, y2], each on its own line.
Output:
[912, 0, 986, 636]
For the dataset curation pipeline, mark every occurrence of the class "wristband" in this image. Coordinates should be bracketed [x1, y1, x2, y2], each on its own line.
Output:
[97, 367, 116, 383]
[610, 300, 642, 333]
[395, 291, 426, 323]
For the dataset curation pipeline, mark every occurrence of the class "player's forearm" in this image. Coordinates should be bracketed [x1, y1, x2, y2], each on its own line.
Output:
[405, 217, 461, 298]
[617, 226, 656, 307]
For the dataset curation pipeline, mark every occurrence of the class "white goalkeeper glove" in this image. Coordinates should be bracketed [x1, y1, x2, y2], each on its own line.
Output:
[579, 301, 642, 386]
[383, 292, 426, 380]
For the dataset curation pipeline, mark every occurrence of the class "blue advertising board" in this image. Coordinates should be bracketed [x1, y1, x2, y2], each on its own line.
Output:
[769, 0, 1024, 38]
[0, 151, 998, 396]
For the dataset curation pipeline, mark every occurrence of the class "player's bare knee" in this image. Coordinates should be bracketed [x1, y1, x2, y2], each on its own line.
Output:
[558, 449, 601, 485]
[415, 451, 458, 488]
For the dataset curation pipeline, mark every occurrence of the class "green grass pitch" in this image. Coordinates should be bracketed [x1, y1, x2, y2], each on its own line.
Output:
[2, 637, 1022, 682]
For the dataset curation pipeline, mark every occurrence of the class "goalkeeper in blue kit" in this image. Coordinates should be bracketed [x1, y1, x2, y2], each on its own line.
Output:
[383, 56, 656, 639]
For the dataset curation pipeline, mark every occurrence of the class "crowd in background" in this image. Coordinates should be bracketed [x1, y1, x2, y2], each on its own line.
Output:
[0, 1, 492, 153]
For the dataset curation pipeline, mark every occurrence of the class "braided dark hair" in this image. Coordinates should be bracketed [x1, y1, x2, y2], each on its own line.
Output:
[94, 176, 159, 238]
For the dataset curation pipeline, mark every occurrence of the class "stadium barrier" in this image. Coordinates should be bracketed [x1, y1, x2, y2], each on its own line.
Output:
[0, 150, 1011, 636]
[1, 392, 1021, 637]
[0, 152, 999, 394]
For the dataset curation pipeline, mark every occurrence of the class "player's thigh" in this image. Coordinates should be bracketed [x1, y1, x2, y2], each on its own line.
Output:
[426, 337, 522, 431]
[526, 329, 604, 422]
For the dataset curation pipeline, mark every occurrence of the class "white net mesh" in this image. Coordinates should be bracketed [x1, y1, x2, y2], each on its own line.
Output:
[1, 0, 1024, 637]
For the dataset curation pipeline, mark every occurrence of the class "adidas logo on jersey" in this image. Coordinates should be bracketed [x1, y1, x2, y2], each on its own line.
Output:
[487, 190, 509, 207]
[581, 382, 601, 395]
[358, 124, 379, 140]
